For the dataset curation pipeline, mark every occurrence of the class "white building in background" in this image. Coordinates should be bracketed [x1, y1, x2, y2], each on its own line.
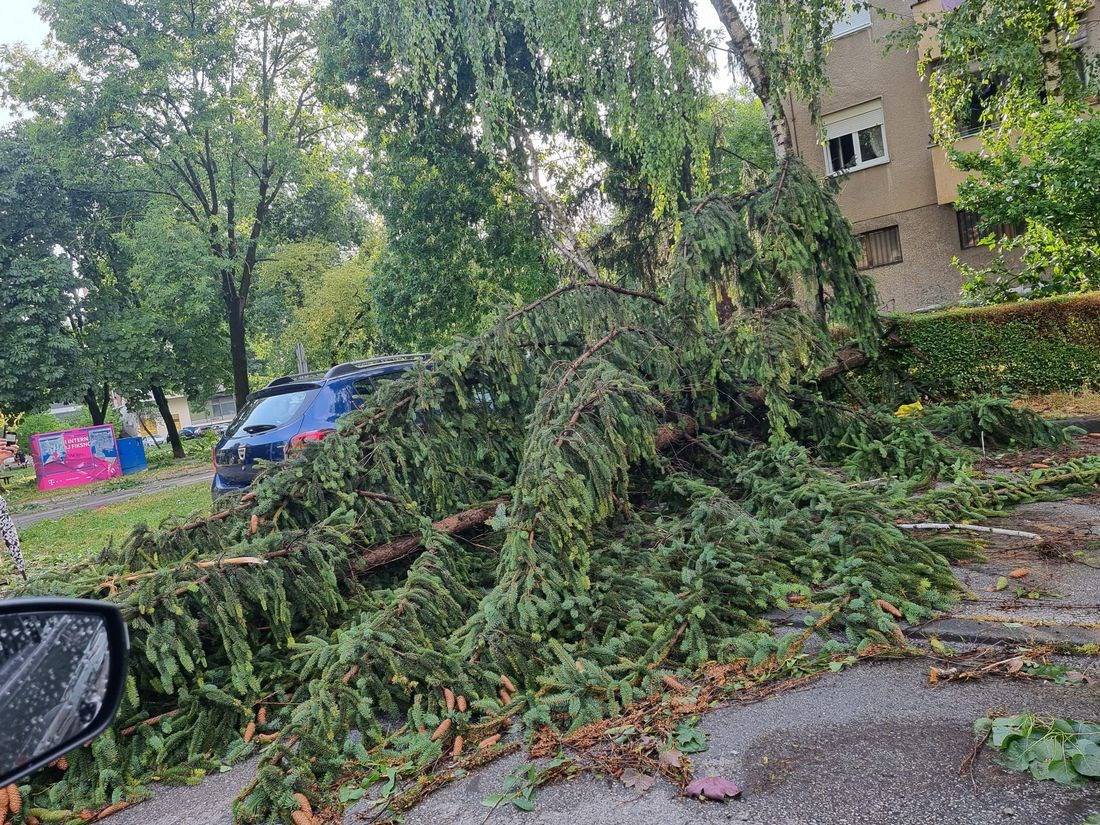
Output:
[50, 391, 238, 442]
[120, 392, 238, 441]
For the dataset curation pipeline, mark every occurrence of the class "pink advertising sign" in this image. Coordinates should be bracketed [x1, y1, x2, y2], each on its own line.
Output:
[31, 425, 122, 492]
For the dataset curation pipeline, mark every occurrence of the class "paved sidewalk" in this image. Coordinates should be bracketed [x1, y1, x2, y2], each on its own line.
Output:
[11, 468, 212, 528]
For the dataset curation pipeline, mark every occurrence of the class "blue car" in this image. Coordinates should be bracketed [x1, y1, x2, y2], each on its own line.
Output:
[211, 355, 425, 496]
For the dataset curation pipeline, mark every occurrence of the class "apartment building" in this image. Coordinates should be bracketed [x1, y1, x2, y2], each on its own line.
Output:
[786, 0, 1099, 312]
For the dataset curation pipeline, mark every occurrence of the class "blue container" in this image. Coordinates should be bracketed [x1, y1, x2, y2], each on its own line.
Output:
[118, 436, 148, 475]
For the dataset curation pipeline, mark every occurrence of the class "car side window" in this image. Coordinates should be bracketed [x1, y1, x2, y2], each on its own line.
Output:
[350, 380, 374, 408]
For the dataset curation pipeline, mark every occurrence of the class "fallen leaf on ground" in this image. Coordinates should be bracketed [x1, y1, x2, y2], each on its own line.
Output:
[1008, 568, 1030, 579]
[684, 775, 741, 802]
[621, 768, 656, 793]
[659, 749, 685, 770]
[1063, 670, 1094, 685]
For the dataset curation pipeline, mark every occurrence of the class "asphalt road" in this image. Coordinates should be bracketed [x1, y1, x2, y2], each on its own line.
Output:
[11, 468, 212, 528]
[102, 659, 1100, 825]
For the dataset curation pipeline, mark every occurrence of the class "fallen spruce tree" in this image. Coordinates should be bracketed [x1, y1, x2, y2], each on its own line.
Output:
[13, 159, 1099, 824]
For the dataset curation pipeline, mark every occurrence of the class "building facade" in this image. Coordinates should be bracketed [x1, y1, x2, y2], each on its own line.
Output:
[786, 0, 1099, 312]
[129, 392, 237, 441]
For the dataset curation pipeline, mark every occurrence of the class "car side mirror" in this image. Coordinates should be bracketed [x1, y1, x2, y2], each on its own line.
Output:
[0, 598, 128, 786]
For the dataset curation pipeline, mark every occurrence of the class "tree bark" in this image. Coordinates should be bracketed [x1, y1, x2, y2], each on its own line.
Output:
[84, 383, 110, 426]
[151, 385, 185, 459]
[351, 499, 508, 575]
[510, 126, 601, 280]
[226, 289, 251, 411]
[708, 0, 793, 160]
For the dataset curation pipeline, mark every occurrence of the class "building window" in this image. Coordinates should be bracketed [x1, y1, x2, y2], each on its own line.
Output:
[855, 225, 902, 270]
[956, 209, 1022, 249]
[210, 397, 236, 419]
[829, 4, 871, 40]
[958, 81, 999, 136]
[822, 99, 889, 175]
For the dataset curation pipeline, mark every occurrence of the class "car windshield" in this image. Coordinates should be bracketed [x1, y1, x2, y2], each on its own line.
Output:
[225, 389, 316, 438]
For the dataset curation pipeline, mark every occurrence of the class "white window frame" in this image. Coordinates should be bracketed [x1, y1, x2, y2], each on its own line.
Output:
[822, 99, 889, 175]
[828, 4, 871, 40]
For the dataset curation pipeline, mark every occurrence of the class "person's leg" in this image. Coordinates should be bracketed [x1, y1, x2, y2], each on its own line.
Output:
[0, 495, 26, 581]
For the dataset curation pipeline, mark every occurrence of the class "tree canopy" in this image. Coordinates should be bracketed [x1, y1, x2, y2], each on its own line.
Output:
[3, 0, 353, 408]
[0, 129, 80, 416]
[913, 0, 1100, 300]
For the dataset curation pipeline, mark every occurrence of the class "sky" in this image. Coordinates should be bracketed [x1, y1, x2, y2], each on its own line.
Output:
[0, 0, 47, 124]
[3, 0, 48, 50]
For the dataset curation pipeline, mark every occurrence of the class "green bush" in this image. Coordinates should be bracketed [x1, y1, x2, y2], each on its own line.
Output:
[15, 412, 66, 452]
[144, 430, 219, 468]
[889, 292, 1100, 399]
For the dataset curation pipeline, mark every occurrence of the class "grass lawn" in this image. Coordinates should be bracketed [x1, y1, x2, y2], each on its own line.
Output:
[1, 454, 210, 513]
[7, 480, 212, 579]
[1014, 390, 1100, 420]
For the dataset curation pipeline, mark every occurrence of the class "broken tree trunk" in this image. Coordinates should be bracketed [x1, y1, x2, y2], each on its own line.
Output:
[352, 499, 509, 574]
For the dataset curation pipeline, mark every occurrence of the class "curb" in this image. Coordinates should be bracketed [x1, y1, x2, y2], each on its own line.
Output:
[914, 617, 1100, 648]
[1051, 416, 1100, 433]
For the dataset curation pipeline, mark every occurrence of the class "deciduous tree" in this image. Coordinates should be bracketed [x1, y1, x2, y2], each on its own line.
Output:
[4, 0, 352, 408]
[912, 0, 1099, 300]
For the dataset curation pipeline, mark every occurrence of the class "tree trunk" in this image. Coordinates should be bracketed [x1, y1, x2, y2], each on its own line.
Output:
[151, 385, 185, 459]
[709, 0, 793, 160]
[226, 293, 251, 411]
[83, 383, 110, 426]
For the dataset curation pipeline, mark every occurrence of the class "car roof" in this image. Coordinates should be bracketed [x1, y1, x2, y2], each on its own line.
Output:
[264, 354, 428, 391]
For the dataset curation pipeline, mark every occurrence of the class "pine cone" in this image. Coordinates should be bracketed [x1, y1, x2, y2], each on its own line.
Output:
[293, 792, 312, 814]
[430, 718, 452, 741]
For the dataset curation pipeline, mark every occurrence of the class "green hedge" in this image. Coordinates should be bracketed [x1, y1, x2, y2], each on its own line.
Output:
[889, 292, 1100, 398]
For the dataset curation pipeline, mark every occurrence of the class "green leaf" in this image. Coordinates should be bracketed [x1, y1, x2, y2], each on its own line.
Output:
[1071, 751, 1100, 778]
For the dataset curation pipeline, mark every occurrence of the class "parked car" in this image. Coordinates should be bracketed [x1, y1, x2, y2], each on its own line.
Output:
[181, 424, 223, 439]
[211, 355, 425, 497]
